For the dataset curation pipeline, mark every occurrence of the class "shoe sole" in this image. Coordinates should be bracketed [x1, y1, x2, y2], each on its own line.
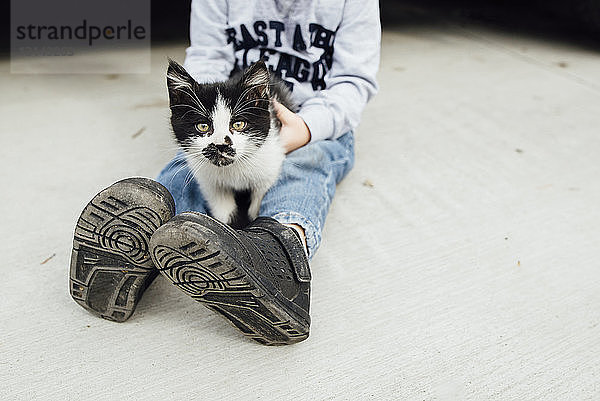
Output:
[150, 212, 310, 345]
[70, 177, 175, 322]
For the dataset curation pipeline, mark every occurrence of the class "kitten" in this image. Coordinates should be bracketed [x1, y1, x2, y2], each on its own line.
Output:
[166, 59, 295, 229]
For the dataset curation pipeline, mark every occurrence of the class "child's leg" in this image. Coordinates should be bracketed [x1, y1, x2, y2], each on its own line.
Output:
[147, 133, 353, 344]
[158, 131, 355, 239]
[260, 132, 355, 258]
[156, 152, 209, 215]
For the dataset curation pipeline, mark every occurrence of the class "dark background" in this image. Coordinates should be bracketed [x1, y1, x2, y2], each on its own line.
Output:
[149, 0, 600, 47]
[2, 0, 599, 56]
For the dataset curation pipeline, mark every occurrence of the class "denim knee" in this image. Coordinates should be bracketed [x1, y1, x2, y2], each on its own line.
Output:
[285, 132, 355, 182]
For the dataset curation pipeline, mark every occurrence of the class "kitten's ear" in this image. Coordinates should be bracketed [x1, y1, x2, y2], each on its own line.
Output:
[166, 59, 195, 102]
[242, 60, 270, 98]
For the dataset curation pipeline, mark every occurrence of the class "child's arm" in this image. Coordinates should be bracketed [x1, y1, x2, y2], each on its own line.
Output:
[183, 0, 236, 83]
[297, 0, 381, 143]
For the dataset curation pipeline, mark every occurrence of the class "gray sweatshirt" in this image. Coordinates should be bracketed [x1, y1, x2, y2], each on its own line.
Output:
[183, 0, 381, 142]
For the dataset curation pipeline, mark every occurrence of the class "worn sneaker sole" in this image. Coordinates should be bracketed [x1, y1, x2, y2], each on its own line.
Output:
[150, 212, 310, 345]
[70, 177, 175, 322]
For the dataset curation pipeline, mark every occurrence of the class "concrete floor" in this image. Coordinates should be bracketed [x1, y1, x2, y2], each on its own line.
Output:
[2, 22, 600, 400]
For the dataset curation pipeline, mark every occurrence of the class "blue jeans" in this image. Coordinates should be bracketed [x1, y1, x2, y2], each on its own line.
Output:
[156, 132, 355, 258]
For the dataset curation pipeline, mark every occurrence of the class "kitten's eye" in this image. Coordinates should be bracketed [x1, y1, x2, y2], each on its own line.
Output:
[231, 121, 247, 131]
[195, 123, 210, 133]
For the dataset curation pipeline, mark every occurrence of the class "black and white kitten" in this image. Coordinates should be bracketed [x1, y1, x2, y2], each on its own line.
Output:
[166, 59, 295, 229]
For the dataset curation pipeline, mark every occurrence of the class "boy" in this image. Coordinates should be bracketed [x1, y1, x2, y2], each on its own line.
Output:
[69, 0, 380, 345]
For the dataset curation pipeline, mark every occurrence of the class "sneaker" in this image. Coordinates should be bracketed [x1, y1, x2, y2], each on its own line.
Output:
[150, 212, 311, 345]
[69, 178, 175, 322]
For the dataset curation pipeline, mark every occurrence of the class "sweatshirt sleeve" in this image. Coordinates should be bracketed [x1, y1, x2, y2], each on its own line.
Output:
[297, 0, 381, 142]
[183, 0, 235, 83]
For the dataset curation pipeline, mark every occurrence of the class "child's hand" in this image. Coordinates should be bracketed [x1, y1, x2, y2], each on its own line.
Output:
[273, 100, 311, 153]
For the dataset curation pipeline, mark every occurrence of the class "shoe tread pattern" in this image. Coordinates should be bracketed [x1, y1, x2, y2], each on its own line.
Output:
[152, 235, 309, 345]
[70, 179, 173, 322]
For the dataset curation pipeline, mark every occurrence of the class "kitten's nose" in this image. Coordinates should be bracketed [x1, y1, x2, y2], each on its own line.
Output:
[202, 142, 236, 166]
[215, 143, 232, 154]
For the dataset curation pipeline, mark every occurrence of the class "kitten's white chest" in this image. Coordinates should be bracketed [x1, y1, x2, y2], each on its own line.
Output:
[187, 134, 284, 226]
